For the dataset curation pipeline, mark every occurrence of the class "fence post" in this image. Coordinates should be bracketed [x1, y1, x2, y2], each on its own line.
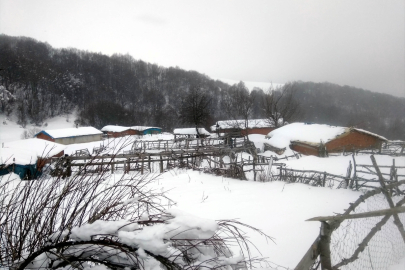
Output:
[160, 156, 163, 173]
[319, 221, 333, 269]
[141, 158, 144, 174]
[253, 157, 256, 181]
[323, 172, 326, 187]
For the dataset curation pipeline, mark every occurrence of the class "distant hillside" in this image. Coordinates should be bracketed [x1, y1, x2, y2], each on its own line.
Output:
[290, 81, 405, 140]
[0, 35, 404, 139]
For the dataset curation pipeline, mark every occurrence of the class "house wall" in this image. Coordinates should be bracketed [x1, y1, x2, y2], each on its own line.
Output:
[107, 130, 139, 138]
[326, 131, 383, 152]
[36, 133, 55, 142]
[218, 127, 276, 136]
[243, 127, 276, 136]
[143, 128, 162, 135]
[55, 134, 103, 145]
[290, 143, 319, 156]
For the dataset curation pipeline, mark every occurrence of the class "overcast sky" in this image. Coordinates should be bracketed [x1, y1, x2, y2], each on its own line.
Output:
[0, 0, 404, 97]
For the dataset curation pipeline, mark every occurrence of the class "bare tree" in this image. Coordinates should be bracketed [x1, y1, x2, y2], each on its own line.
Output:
[0, 139, 272, 269]
[178, 84, 211, 137]
[262, 82, 300, 128]
[223, 82, 255, 131]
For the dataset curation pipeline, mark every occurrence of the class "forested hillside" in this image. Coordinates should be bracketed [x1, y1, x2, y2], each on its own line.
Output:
[1, 35, 404, 139]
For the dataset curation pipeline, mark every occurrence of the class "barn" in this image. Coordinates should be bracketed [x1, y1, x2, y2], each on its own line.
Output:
[35, 127, 103, 145]
[265, 123, 387, 157]
[132, 126, 162, 135]
[101, 126, 162, 137]
[211, 119, 277, 137]
[101, 125, 138, 137]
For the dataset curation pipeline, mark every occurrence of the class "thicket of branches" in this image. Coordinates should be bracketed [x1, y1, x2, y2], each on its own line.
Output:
[0, 142, 272, 269]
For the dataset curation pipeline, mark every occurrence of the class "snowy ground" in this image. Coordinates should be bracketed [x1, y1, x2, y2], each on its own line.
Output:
[0, 113, 404, 269]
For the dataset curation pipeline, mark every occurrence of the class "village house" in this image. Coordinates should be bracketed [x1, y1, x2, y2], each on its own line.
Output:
[101, 125, 162, 137]
[173, 128, 210, 141]
[211, 119, 277, 137]
[35, 127, 103, 145]
[265, 123, 387, 157]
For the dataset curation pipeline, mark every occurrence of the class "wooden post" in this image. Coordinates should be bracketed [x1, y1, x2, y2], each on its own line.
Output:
[349, 154, 357, 189]
[148, 156, 151, 171]
[323, 172, 326, 187]
[127, 158, 130, 173]
[319, 221, 333, 269]
[111, 159, 115, 173]
[253, 157, 256, 181]
[160, 156, 163, 173]
[141, 158, 144, 174]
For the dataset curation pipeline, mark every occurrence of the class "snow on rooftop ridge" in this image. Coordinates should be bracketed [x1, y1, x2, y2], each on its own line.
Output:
[101, 125, 131, 132]
[101, 126, 162, 132]
[4, 138, 66, 157]
[173, 128, 210, 135]
[0, 148, 37, 165]
[266, 123, 387, 149]
[352, 128, 387, 141]
[211, 119, 275, 131]
[41, 127, 103, 139]
[266, 123, 347, 148]
[130, 126, 161, 131]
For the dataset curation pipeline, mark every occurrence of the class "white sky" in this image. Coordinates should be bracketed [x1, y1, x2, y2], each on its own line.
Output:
[0, 0, 404, 97]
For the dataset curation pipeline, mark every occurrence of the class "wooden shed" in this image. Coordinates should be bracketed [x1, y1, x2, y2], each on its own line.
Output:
[265, 123, 387, 157]
[211, 119, 277, 137]
[35, 127, 103, 145]
[132, 126, 162, 135]
[101, 125, 139, 137]
[101, 126, 162, 137]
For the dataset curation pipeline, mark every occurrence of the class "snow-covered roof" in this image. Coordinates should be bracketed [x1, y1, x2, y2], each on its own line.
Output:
[173, 128, 210, 135]
[3, 138, 66, 158]
[130, 126, 161, 131]
[101, 126, 162, 132]
[0, 148, 37, 165]
[37, 127, 103, 139]
[352, 128, 387, 142]
[211, 119, 276, 131]
[101, 125, 132, 132]
[265, 123, 386, 149]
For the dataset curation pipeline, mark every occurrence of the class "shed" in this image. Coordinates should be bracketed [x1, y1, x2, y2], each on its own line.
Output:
[131, 126, 162, 135]
[101, 125, 138, 137]
[173, 128, 210, 140]
[265, 123, 387, 157]
[211, 119, 277, 136]
[35, 127, 103, 145]
[101, 126, 162, 137]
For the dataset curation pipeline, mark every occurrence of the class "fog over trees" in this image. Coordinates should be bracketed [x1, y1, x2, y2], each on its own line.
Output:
[1, 35, 404, 139]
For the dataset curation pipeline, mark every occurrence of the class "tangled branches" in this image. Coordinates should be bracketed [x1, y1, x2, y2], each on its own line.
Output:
[0, 155, 271, 269]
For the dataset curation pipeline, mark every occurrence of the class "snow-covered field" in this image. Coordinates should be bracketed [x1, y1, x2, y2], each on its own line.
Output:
[0, 113, 404, 269]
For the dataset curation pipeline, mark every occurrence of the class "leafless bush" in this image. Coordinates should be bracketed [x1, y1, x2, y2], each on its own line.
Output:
[0, 141, 272, 270]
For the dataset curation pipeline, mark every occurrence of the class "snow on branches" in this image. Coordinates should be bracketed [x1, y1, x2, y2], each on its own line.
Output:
[0, 150, 271, 270]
